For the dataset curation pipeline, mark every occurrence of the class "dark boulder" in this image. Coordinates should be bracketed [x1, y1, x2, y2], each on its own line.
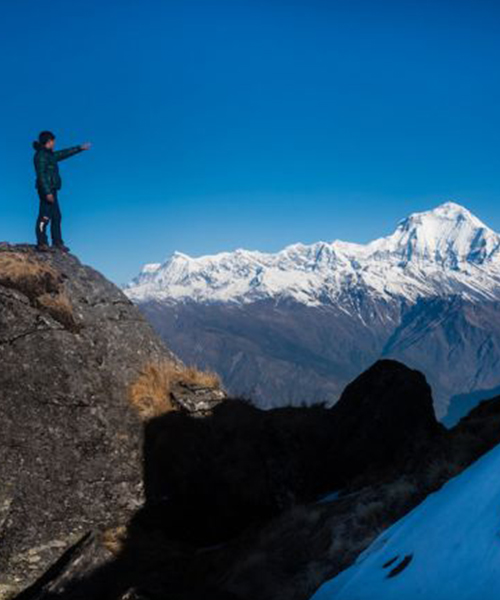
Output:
[140, 359, 443, 544]
[329, 359, 444, 484]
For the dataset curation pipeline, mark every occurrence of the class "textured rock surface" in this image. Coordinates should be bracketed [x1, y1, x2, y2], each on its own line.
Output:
[170, 381, 227, 416]
[0, 244, 175, 594]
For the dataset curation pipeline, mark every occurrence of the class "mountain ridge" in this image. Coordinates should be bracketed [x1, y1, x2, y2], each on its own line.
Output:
[124, 202, 500, 420]
[126, 202, 500, 307]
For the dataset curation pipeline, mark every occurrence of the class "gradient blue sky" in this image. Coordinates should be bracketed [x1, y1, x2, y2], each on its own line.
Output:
[2, 0, 500, 284]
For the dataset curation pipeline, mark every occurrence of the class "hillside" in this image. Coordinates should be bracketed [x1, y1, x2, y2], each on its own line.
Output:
[125, 202, 500, 420]
[312, 440, 500, 600]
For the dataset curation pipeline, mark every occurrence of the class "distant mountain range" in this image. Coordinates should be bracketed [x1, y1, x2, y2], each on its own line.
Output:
[125, 202, 500, 422]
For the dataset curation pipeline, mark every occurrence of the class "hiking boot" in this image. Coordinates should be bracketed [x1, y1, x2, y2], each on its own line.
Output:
[53, 243, 70, 253]
[36, 243, 50, 252]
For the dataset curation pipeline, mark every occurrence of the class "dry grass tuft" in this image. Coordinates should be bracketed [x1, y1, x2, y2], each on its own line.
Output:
[129, 362, 177, 420]
[177, 365, 221, 389]
[129, 360, 221, 420]
[383, 478, 418, 503]
[0, 252, 60, 298]
[102, 525, 128, 556]
[0, 251, 80, 331]
[422, 456, 464, 487]
[353, 500, 385, 527]
[36, 292, 79, 331]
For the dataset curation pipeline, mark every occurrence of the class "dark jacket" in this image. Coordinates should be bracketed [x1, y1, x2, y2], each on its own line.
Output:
[34, 146, 83, 196]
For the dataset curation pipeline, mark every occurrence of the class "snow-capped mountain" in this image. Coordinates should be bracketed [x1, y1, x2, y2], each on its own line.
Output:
[126, 202, 500, 307]
[311, 440, 500, 600]
[125, 202, 500, 420]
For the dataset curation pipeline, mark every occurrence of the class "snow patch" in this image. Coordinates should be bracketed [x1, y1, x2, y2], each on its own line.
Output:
[312, 442, 500, 600]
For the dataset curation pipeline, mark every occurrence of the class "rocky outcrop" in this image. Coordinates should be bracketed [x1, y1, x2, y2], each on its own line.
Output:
[15, 360, 449, 600]
[139, 359, 443, 544]
[0, 245, 178, 595]
[170, 381, 227, 416]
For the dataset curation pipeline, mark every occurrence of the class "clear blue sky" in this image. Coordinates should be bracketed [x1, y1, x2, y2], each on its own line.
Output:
[2, 0, 500, 284]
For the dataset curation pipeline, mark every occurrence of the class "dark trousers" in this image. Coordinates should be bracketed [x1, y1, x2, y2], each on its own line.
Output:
[36, 189, 63, 246]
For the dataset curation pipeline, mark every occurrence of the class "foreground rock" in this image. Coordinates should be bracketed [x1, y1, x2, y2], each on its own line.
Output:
[17, 360, 449, 600]
[0, 245, 178, 595]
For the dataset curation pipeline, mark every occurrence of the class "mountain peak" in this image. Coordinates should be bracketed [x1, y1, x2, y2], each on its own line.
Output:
[372, 201, 497, 268]
[432, 200, 474, 216]
[141, 262, 162, 273]
[405, 201, 485, 228]
[171, 251, 191, 261]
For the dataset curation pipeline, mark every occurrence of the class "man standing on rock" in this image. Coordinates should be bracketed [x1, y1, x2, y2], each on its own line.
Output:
[33, 131, 91, 252]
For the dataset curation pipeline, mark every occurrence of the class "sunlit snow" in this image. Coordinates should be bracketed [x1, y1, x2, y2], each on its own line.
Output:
[312, 442, 500, 600]
[125, 202, 500, 308]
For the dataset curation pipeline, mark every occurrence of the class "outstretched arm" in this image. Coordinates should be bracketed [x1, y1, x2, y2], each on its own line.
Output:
[54, 142, 91, 162]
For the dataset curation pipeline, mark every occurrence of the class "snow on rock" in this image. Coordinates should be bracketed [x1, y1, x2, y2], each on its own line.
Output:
[312, 441, 500, 600]
[125, 202, 500, 308]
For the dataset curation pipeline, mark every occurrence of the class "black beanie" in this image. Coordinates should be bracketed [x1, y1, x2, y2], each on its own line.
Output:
[33, 130, 55, 150]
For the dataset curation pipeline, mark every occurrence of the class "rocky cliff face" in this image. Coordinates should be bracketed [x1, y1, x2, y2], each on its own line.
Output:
[0, 245, 177, 596]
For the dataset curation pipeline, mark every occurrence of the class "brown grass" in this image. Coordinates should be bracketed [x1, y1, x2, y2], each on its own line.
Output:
[129, 360, 221, 420]
[421, 456, 465, 487]
[102, 525, 128, 556]
[36, 291, 79, 331]
[353, 500, 386, 528]
[129, 362, 176, 420]
[0, 251, 80, 331]
[0, 252, 60, 298]
[383, 478, 418, 503]
[177, 365, 221, 389]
